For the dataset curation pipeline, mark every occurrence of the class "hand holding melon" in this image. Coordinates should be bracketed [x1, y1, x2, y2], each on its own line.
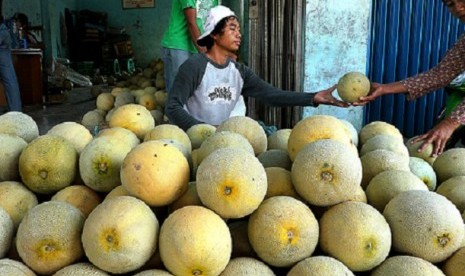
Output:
[337, 72, 371, 103]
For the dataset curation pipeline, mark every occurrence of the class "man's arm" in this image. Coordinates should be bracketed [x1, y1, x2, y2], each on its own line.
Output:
[184, 8, 205, 53]
[165, 58, 204, 131]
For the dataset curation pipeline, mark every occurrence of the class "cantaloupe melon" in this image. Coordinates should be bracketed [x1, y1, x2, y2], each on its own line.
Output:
[0, 207, 13, 258]
[339, 119, 359, 147]
[51, 185, 101, 217]
[110, 87, 124, 97]
[220, 257, 275, 275]
[53, 262, 109, 275]
[16, 201, 85, 275]
[154, 90, 167, 107]
[383, 190, 465, 263]
[196, 131, 254, 166]
[104, 185, 131, 201]
[350, 185, 368, 203]
[138, 93, 157, 111]
[442, 246, 465, 276]
[79, 136, 132, 192]
[291, 139, 362, 206]
[287, 256, 355, 276]
[0, 181, 38, 230]
[157, 139, 191, 168]
[336, 71, 371, 103]
[81, 110, 105, 132]
[0, 111, 39, 143]
[186, 123, 216, 150]
[159, 206, 231, 276]
[216, 116, 268, 155]
[82, 196, 159, 274]
[109, 104, 155, 139]
[120, 140, 190, 207]
[96, 126, 140, 149]
[0, 134, 27, 181]
[143, 124, 192, 153]
[360, 149, 410, 188]
[93, 108, 107, 117]
[267, 128, 291, 152]
[436, 176, 465, 213]
[150, 109, 165, 125]
[359, 134, 409, 157]
[409, 156, 437, 191]
[406, 136, 437, 165]
[196, 147, 267, 218]
[104, 107, 116, 123]
[96, 93, 115, 112]
[0, 258, 36, 276]
[114, 91, 134, 107]
[433, 148, 465, 183]
[365, 170, 428, 212]
[47, 122, 93, 153]
[359, 121, 403, 146]
[371, 255, 445, 276]
[248, 196, 319, 267]
[132, 89, 148, 101]
[228, 220, 256, 258]
[287, 115, 351, 161]
[264, 167, 300, 200]
[168, 181, 202, 213]
[319, 201, 391, 271]
[132, 269, 173, 276]
[257, 149, 292, 170]
[19, 135, 78, 194]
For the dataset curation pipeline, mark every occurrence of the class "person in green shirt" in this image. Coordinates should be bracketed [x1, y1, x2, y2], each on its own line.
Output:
[161, 0, 218, 93]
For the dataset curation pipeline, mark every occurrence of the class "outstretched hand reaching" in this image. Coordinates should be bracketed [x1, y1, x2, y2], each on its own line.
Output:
[313, 85, 349, 107]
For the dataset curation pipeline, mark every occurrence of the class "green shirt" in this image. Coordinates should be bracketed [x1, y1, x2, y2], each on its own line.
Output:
[161, 0, 218, 53]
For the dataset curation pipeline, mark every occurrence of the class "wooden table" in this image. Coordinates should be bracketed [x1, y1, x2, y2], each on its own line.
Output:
[11, 48, 44, 106]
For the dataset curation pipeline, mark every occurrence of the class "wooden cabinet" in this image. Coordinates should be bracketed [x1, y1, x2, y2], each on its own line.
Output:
[0, 83, 5, 107]
[11, 49, 44, 106]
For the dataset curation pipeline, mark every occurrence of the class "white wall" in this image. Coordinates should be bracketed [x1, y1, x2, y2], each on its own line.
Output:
[303, 0, 371, 131]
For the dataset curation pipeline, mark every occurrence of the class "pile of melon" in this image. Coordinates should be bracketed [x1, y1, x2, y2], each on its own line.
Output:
[1, 107, 465, 275]
[82, 58, 169, 134]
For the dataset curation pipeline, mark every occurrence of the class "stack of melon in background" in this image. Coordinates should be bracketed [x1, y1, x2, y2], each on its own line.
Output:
[1, 74, 465, 275]
[81, 58, 169, 134]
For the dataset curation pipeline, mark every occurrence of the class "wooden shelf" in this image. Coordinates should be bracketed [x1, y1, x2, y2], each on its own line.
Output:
[11, 48, 44, 106]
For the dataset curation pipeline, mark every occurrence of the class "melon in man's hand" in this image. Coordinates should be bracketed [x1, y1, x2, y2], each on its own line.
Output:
[337, 72, 371, 103]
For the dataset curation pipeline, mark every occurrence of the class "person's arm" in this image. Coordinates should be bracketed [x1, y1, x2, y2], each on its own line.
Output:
[183, 7, 205, 53]
[165, 56, 205, 131]
[357, 35, 465, 106]
[401, 36, 465, 100]
[240, 64, 347, 107]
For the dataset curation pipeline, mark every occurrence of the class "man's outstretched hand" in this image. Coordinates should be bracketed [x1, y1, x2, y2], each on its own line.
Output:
[314, 85, 349, 107]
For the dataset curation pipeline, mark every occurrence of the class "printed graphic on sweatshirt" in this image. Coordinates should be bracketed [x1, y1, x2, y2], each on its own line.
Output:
[206, 84, 237, 103]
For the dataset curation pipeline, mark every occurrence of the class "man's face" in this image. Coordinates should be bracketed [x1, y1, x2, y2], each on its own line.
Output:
[443, 0, 465, 22]
[214, 18, 242, 52]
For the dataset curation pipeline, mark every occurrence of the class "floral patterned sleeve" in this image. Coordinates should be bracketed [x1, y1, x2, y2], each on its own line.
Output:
[400, 35, 465, 125]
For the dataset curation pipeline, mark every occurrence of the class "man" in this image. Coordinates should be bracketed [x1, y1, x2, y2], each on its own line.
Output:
[161, 0, 218, 93]
[0, 0, 21, 112]
[165, 5, 347, 131]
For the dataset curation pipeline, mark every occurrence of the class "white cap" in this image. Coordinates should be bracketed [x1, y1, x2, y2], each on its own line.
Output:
[197, 5, 236, 46]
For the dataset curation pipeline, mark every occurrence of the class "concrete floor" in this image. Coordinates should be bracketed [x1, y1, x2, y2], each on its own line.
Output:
[1, 87, 97, 135]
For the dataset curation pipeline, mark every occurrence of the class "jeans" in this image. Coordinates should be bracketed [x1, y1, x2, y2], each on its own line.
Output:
[161, 47, 192, 93]
[0, 48, 22, 112]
